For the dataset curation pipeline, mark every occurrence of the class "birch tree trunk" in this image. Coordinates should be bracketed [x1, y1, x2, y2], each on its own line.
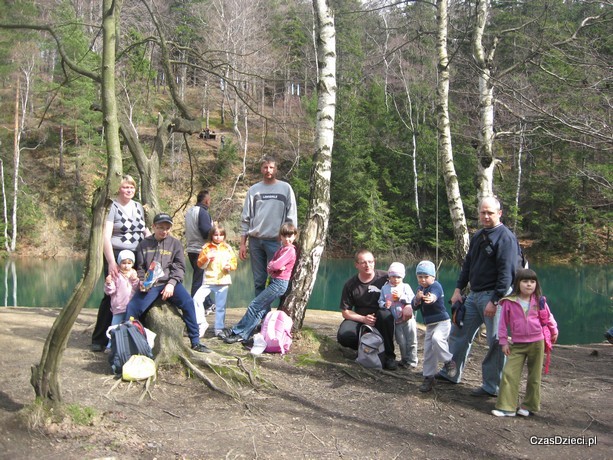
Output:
[473, 0, 499, 201]
[30, 0, 124, 402]
[436, 0, 469, 263]
[10, 78, 20, 253]
[283, 0, 336, 330]
[513, 122, 525, 234]
[0, 156, 7, 252]
[395, 61, 422, 229]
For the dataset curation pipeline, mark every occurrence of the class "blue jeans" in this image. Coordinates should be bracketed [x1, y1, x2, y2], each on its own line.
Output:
[440, 290, 505, 395]
[126, 283, 200, 347]
[249, 238, 281, 297]
[232, 277, 288, 340]
[194, 284, 229, 333]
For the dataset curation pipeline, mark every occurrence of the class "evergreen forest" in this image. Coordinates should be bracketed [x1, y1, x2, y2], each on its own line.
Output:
[0, 0, 611, 264]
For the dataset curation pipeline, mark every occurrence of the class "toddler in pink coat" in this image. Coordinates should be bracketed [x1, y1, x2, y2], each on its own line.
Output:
[492, 268, 558, 417]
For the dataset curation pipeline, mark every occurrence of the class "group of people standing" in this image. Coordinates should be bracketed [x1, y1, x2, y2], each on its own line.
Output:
[91, 156, 298, 355]
[90, 167, 558, 418]
[338, 197, 558, 416]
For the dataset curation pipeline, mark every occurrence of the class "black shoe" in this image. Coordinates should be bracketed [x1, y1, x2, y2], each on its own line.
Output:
[192, 343, 212, 353]
[419, 376, 435, 393]
[91, 343, 104, 352]
[442, 360, 457, 379]
[383, 358, 398, 370]
[217, 327, 233, 340]
[470, 387, 497, 397]
[434, 374, 455, 383]
[242, 338, 254, 349]
[223, 333, 243, 344]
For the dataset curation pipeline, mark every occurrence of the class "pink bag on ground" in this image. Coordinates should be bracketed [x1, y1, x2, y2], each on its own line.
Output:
[261, 310, 293, 355]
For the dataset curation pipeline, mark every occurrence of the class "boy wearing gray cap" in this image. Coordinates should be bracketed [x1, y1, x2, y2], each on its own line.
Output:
[125, 213, 211, 353]
[412, 260, 456, 392]
[378, 262, 418, 368]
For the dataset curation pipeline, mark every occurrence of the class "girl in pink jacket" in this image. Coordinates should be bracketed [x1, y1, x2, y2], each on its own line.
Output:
[492, 269, 558, 417]
[104, 250, 140, 349]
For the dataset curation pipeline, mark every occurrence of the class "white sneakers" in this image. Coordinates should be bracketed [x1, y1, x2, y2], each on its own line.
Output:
[492, 408, 534, 417]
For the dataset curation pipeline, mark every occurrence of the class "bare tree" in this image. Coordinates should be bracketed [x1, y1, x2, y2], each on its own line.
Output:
[28, 0, 124, 401]
[1, 54, 37, 253]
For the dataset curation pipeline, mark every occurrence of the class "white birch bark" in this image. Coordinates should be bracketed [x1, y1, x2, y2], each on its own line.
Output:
[283, 0, 336, 329]
[473, 0, 499, 201]
[513, 122, 525, 234]
[395, 61, 422, 229]
[436, 0, 469, 262]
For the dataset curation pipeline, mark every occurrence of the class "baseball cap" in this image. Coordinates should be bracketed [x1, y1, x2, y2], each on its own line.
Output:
[153, 213, 173, 225]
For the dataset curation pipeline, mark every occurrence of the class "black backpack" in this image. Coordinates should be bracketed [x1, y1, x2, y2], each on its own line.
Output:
[108, 320, 154, 375]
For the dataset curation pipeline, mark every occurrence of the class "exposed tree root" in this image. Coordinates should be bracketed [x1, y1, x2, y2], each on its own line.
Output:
[104, 302, 267, 400]
[179, 354, 237, 399]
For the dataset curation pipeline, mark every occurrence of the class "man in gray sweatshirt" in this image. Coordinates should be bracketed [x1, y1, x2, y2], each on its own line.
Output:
[239, 156, 297, 296]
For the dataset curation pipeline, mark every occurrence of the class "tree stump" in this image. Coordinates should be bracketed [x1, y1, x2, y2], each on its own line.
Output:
[141, 300, 265, 398]
[143, 300, 190, 365]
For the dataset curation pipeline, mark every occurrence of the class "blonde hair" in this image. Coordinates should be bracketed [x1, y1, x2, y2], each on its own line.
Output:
[119, 175, 137, 190]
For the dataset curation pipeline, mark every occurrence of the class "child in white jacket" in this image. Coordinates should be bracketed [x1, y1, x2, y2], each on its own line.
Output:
[378, 262, 417, 368]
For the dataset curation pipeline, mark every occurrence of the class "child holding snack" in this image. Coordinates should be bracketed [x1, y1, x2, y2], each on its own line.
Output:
[412, 260, 456, 392]
[194, 223, 238, 337]
[378, 262, 417, 368]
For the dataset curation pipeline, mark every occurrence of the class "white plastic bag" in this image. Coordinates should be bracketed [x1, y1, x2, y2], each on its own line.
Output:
[122, 354, 156, 381]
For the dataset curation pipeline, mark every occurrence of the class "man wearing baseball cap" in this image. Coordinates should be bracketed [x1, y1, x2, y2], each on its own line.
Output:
[125, 213, 211, 353]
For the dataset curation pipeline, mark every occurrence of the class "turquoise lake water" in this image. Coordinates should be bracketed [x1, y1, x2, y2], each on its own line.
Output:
[1, 257, 610, 345]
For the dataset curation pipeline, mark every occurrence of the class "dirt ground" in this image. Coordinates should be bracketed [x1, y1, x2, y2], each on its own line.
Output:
[0, 307, 611, 460]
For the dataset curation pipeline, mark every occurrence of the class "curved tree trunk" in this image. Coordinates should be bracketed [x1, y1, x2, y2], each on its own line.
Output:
[30, 0, 124, 402]
[31, 189, 108, 400]
[283, 0, 336, 330]
[473, 0, 499, 201]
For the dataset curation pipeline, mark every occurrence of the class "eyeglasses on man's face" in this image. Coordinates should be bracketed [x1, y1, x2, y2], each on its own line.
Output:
[357, 260, 375, 266]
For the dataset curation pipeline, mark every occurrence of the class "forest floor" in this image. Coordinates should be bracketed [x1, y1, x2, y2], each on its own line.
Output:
[0, 307, 611, 460]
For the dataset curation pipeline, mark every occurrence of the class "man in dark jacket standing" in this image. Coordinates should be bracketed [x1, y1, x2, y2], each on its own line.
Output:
[185, 190, 213, 296]
[438, 197, 521, 396]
